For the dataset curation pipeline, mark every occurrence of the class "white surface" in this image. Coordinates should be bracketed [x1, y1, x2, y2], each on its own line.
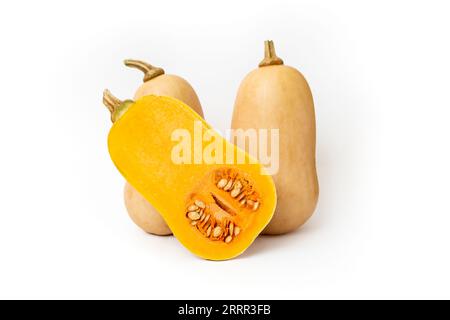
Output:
[0, 0, 449, 299]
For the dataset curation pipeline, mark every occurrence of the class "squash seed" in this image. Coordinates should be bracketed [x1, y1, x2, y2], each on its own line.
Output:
[229, 222, 234, 236]
[253, 201, 260, 211]
[223, 180, 234, 191]
[225, 235, 233, 243]
[187, 211, 201, 220]
[213, 226, 222, 238]
[234, 181, 243, 190]
[188, 204, 198, 211]
[217, 178, 228, 189]
[194, 200, 206, 209]
[237, 193, 246, 201]
[230, 188, 241, 198]
[234, 226, 240, 236]
[206, 226, 212, 237]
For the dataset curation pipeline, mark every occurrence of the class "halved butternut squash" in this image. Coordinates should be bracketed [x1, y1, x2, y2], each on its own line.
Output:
[107, 95, 276, 260]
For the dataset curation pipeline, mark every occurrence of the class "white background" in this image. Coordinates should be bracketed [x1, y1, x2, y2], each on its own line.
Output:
[0, 0, 449, 299]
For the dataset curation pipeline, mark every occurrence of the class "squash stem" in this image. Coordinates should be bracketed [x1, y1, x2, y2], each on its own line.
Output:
[124, 59, 165, 82]
[259, 40, 284, 67]
[103, 89, 133, 123]
[103, 89, 122, 114]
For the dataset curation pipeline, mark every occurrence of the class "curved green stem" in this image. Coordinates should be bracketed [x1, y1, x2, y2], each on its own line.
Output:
[103, 89, 122, 115]
[102, 89, 134, 123]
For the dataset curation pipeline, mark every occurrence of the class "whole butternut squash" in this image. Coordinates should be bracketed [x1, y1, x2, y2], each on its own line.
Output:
[111, 60, 204, 235]
[231, 41, 319, 235]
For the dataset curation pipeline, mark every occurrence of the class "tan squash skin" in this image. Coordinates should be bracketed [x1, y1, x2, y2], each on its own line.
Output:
[231, 41, 319, 235]
[124, 184, 172, 235]
[123, 60, 204, 235]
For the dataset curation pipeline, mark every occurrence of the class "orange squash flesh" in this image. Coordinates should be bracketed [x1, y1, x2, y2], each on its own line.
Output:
[122, 59, 204, 236]
[108, 95, 276, 260]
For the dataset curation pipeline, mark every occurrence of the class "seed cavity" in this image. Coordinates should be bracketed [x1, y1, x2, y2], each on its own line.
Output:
[214, 169, 261, 212]
[186, 198, 242, 244]
[211, 193, 237, 216]
[185, 168, 262, 244]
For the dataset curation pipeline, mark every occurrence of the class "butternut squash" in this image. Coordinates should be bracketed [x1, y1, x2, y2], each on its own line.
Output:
[105, 94, 276, 260]
[231, 41, 319, 235]
[124, 183, 171, 235]
[121, 60, 204, 235]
